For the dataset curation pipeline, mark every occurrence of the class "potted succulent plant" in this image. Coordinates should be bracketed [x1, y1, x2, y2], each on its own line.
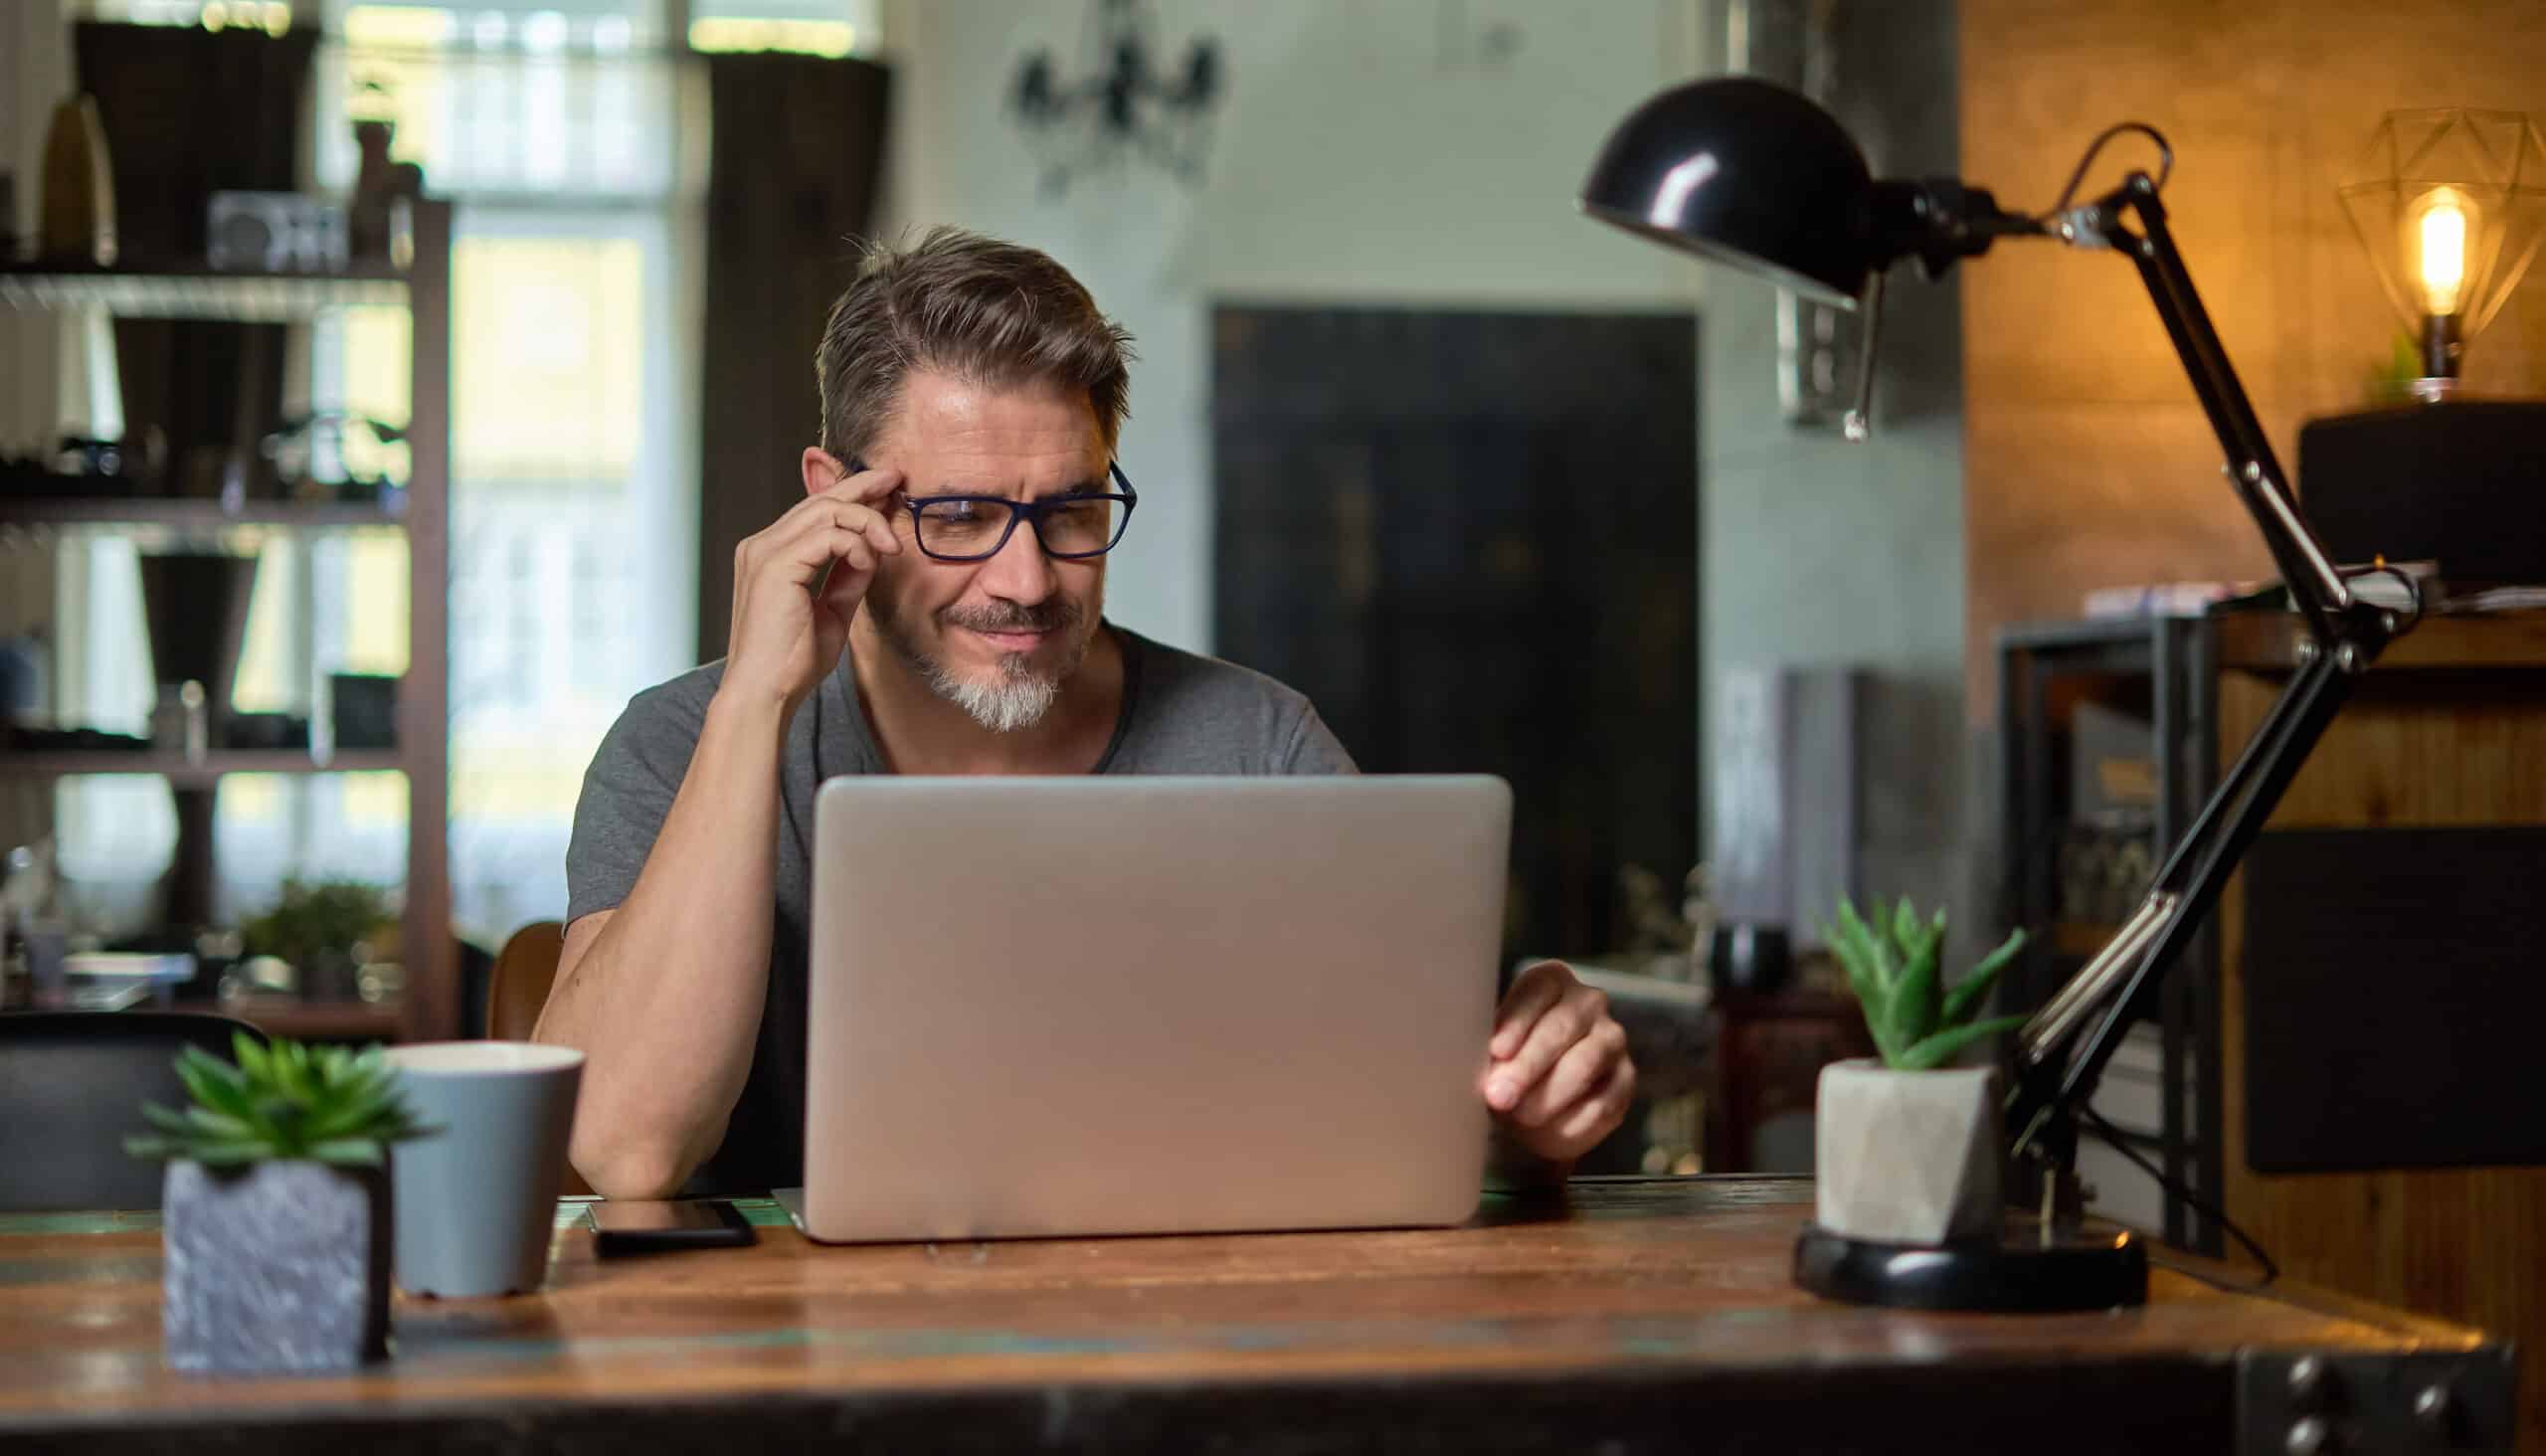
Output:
[125, 1033, 434, 1373]
[1815, 898, 2028, 1246]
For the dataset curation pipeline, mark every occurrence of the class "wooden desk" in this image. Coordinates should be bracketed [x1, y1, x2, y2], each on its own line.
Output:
[0, 1179, 2514, 1454]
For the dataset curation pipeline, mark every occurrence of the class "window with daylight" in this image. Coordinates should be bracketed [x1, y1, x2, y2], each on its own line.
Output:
[687, 0, 878, 58]
[309, 0, 707, 947]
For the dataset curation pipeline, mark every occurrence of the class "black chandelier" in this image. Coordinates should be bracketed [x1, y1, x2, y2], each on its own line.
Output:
[1009, 0, 1222, 198]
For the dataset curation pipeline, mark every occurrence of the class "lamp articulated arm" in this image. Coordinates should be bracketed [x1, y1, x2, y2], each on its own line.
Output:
[1968, 172, 2417, 1180]
[1824, 157, 2418, 1191]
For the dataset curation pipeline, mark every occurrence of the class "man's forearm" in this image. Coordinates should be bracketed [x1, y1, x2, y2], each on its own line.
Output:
[535, 691, 788, 1195]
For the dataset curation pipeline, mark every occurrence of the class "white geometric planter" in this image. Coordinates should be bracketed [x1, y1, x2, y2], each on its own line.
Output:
[1814, 1058, 2002, 1246]
[162, 1159, 392, 1373]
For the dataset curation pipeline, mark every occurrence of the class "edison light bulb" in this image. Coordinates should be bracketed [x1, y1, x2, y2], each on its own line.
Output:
[2411, 186, 2473, 317]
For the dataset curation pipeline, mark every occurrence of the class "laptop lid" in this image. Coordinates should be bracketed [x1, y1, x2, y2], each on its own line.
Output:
[801, 775, 1510, 1243]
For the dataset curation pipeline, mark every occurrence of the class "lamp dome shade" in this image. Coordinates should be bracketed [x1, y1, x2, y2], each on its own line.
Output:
[1579, 77, 1879, 307]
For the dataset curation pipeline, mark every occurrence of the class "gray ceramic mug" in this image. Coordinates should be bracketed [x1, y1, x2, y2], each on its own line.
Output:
[385, 1042, 584, 1298]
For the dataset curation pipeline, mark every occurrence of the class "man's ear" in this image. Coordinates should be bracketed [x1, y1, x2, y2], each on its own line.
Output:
[801, 447, 846, 498]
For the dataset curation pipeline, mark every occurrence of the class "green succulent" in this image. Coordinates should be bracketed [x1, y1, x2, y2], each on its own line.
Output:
[124, 1032, 435, 1170]
[1827, 896, 2030, 1072]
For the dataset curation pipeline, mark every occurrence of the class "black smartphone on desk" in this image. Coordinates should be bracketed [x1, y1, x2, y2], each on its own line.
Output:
[592, 1199, 756, 1256]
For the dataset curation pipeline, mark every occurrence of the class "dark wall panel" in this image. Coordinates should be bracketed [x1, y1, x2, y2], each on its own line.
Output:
[2243, 826, 2546, 1174]
[1212, 306, 1698, 966]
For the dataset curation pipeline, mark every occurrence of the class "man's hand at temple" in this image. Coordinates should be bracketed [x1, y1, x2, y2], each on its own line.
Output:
[720, 456, 904, 715]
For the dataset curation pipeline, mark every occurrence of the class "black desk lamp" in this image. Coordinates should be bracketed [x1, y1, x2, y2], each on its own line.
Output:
[1580, 78, 2422, 1311]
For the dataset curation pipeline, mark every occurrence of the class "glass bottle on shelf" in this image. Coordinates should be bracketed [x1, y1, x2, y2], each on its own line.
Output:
[347, 83, 424, 271]
[39, 95, 116, 268]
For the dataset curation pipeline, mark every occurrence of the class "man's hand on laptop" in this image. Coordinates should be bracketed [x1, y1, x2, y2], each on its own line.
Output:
[1480, 960, 1636, 1167]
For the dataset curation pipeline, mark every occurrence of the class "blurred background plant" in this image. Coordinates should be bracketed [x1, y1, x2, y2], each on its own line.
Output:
[2364, 331, 2424, 405]
[238, 878, 397, 1001]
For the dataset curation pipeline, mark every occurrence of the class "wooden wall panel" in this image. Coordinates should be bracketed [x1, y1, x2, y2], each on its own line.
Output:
[1960, 0, 2546, 718]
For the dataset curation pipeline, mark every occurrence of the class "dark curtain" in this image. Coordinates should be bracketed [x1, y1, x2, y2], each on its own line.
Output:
[695, 53, 892, 665]
[74, 22, 315, 264]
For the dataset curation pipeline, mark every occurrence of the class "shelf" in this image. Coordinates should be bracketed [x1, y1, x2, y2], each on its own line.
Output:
[0, 497, 406, 529]
[219, 997, 405, 1042]
[2212, 609, 2546, 672]
[0, 261, 410, 322]
[0, 749, 405, 784]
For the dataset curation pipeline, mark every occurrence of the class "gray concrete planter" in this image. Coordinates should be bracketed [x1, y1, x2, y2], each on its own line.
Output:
[1813, 1058, 2002, 1246]
[162, 1159, 391, 1373]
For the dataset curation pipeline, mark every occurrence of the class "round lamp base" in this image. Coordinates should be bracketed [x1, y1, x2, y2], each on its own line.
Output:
[1791, 1220, 2148, 1313]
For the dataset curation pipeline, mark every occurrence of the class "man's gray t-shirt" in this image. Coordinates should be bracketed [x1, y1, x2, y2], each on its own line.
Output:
[564, 625, 1356, 1193]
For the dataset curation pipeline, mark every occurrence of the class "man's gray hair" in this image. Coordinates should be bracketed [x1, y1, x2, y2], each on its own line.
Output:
[816, 227, 1136, 464]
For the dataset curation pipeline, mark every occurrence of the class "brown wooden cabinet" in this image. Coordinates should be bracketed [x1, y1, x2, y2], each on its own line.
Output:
[0, 201, 454, 1043]
[2211, 611, 2546, 1454]
[1999, 615, 2223, 1248]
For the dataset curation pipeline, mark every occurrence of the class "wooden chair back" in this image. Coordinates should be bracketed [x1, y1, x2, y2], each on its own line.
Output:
[486, 920, 590, 1196]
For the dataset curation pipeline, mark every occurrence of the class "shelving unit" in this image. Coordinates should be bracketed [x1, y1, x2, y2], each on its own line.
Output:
[0, 751, 406, 786]
[0, 265, 410, 323]
[1996, 614, 2220, 1255]
[0, 201, 455, 1043]
[215, 996, 407, 1042]
[0, 498, 406, 529]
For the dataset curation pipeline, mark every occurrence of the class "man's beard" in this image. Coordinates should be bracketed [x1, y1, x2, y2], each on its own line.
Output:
[869, 590, 1098, 734]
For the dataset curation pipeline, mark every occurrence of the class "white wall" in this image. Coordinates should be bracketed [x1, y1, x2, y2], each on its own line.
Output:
[876, 0, 1708, 651]
[1696, 0, 1974, 939]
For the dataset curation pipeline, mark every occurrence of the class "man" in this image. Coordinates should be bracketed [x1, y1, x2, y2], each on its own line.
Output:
[539, 229, 1634, 1198]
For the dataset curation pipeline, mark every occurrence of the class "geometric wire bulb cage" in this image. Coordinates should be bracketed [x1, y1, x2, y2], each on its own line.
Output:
[2336, 108, 2546, 390]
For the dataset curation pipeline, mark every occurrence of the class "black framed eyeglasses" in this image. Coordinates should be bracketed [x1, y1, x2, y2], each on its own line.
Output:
[851, 458, 1138, 563]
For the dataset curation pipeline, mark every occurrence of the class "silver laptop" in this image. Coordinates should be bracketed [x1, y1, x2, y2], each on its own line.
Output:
[777, 775, 1510, 1244]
